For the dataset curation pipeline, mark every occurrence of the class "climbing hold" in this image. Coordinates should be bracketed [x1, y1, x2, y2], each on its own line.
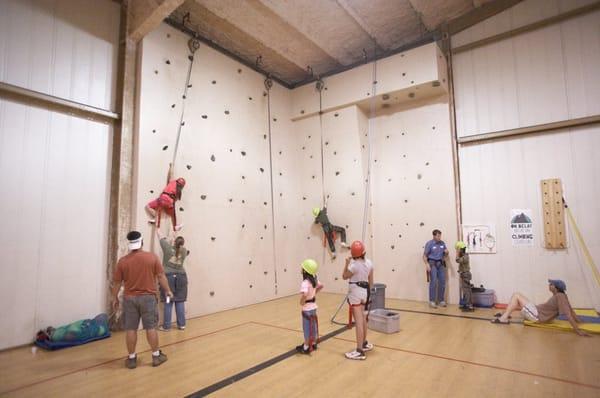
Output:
[186, 165, 192, 170]
[334, 113, 339, 117]
[179, 207, 184, 212]
[386, 135, 390, 139]
[279, 172, 282, 176]
[301, 110, 305, 114]
[229, 149, 233, 152]
[188, 84, 192, 88]
[188, 55, 193, 62]
[154, 70, 158, 74]
[264, 224, 267, 229]
[224, 110, 230, 115]
[181, 121, 185, 126]
[212, 80, 216, 84]
[241, 151, 246, 156]
[325, 141, 329, 146]
[238, 68, 242, 73]
[284, 268, 287, 272]
[150, 190, 154, 194]
[260, 236, 264, 240]
[182, 95, 186, 99]
[408, 93, 415, 98]
[278, 151, 282, 155]
[249, 260, 252, 264]
[351, 192, 355, 196]
[241, 200, 245, 203]
[242, 224, 245, 228]
[211, 237, 216, 241]
[209, 291, 215, 296]
[242, 176, 245, 179]
[249, 285, 253, 288]
[202, 115, 207, 119]
[264, 271, 268, 275]
[228, 198, 233, 202]
[171, 104, 176, 108]
[302, 197, 306, 200]
[210, 154, 215, 161]
[398, 234, 402, 238]
[165, 60, 170, 64]
[417, 174, 422, 180]
[312, 175, 315, 179]
[335, 171, 340, 176]
[333, 151, 337, 155]
[263, 134, 267, 139]
[392, 269, 395, 272]
[263, 202, 267, 206]
[273, 118, 277, 122]
[259, 168, 264, 172]
[388, 178, 392, 182]
[249, 97, 253, 101]
[426, 162, 429, 166]
[404, 199, 408, 203]
[432, 126, 436, 130]
[162, 145, 168, 151]
[200, 195, 206, 200]
[283, 225, 286, 229]
[152, 129, 156, 133]
[334, 277, 339, 281]
[302, 146, 305, 150]
[420, 222, 425, 227]
[391, 245, 395, 250]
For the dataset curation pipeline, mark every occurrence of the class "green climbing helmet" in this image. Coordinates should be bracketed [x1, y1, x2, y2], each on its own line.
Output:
[301, 259, 318, 276]
[312, 207, 321, 217]
[455, 241, 467, 250]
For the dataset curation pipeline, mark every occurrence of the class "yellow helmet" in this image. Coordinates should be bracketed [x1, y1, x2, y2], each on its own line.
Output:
[312, 207, 321, 217]
[301, 259, 318, 276]
[455, 241, 467, 250]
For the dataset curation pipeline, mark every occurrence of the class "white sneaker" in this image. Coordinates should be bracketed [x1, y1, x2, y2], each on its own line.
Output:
[362, 341, 374, 352]
[439, 301, 447, 307]
[148, 219, 156, 224]
[331, 252, 337, 260]
[158, 326, 170, 332]
[177, 326, 185, 330]
[429, 301, 437, 308]
[174, 224, 184, 231]
[341, 242, 349, 248]
[345, 350, 366, 360]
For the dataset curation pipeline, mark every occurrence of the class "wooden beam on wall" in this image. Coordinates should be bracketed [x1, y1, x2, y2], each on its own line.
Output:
[447, 0, 522, 35]
[128, 0, 185, 42]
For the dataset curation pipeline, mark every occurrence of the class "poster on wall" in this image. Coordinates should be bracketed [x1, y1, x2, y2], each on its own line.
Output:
[462, 225, 497, 253]
[510, 209, 534, 246]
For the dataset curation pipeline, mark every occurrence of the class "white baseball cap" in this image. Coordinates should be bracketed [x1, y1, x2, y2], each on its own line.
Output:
[127, 231, 143, 250]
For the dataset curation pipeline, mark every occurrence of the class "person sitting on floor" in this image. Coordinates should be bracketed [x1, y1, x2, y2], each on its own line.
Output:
[491, 279, 589, 337]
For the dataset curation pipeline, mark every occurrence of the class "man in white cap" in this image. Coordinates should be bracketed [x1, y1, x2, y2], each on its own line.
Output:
[491, 279, 589, 337]
[112, 231, 174, 368]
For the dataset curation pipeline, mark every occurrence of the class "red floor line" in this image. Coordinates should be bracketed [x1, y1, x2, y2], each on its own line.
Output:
[1, 321, 251, 395]
[251, 321, 600, 391]
[332, 336, 600, 391]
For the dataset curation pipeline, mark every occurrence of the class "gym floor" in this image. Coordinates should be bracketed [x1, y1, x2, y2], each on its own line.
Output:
[1, 294, 598, 397]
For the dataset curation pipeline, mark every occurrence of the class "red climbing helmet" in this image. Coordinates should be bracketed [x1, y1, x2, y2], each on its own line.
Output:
[176, 177, 186, 187]
[350, 240, 366, 258]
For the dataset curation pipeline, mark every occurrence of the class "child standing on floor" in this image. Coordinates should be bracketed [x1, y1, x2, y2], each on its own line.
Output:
[343, 241, 374, 360]
[455, 241, 474, 312]
[296, 259, 323, 354]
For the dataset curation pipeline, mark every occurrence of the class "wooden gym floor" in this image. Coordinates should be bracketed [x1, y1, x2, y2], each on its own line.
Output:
[0, 293, 599, 397]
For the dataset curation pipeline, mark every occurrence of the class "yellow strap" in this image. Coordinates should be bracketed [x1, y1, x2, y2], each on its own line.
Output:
[565, 206, 600, 288]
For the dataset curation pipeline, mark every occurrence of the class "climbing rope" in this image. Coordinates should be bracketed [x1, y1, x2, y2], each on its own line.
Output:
[316, 77, 328, 268]
[171, 37, 200, 169]
[361, 48, 377, 242]
[265, 76, 279, 294]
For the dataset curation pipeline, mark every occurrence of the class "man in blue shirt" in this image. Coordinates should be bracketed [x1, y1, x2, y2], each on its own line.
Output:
[423, 229, 449, 308]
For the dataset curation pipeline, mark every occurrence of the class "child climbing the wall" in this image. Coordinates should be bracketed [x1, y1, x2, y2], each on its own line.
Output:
[296, 259, 323, 355]
[313, 202, 348, 259]
[455, 241, 474, 312]
[145, 176, 186, 231]
[343, 241, 374, 360]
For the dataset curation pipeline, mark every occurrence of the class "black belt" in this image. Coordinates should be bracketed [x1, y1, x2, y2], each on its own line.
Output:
[349, 281, 371, 311]
[305, 297, 316, 303]
[162, 191, 177, 200]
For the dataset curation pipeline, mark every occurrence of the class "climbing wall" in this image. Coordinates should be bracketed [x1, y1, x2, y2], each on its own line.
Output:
[370, 96, 459, 303]
[137, 24, 286, 316]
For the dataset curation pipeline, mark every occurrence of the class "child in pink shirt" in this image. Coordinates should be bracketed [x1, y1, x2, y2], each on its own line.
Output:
[296, 259, 323, 354]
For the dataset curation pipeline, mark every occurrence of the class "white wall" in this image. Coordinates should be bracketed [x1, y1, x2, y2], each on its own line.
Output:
[0, 0, 119, 349]
[453, 0, 600, 137]
[453, 0, 600, 308]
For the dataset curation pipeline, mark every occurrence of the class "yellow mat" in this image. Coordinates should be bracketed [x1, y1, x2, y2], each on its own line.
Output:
[524, 309, 600, 334]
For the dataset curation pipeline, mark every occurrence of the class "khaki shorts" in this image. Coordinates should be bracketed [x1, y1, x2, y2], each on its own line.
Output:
[123, 295, 159, 330]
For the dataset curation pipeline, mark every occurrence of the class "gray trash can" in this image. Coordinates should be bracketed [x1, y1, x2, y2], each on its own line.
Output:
[370, 283, 386, 310]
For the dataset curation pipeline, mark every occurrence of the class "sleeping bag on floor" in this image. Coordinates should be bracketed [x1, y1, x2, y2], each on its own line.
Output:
[35, 313, 111, 350]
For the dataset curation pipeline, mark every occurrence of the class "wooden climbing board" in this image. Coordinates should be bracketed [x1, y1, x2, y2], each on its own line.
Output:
[541, 178, 567, 249]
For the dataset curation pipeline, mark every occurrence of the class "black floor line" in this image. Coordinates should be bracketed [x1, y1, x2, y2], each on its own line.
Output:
[386, 307, 519, 322]
[186, 324, 349, 397]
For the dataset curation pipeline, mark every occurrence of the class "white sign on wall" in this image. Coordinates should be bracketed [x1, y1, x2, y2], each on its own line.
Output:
[462, 225, 496, 253]
[510, 209, 534, 246]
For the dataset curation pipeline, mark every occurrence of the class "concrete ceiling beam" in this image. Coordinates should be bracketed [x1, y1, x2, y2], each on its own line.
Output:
[128, 0, 186, 42]
[335, 0, 384, 53]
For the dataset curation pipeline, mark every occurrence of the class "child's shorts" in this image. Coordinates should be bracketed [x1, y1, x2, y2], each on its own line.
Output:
[347, 284, 368, 305]
[521, 302, 539, 322]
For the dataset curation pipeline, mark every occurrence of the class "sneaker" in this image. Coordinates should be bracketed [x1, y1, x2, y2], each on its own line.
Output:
[341, 242, 349, 248]
[439, 301, 447, 307]
[345, 349, 366, 360]
[148, 219, 156, 225]
[174, 224, 184, 231]
[295, 344, 310, 355]
[158, 326, 170, 332]
[331, 252, 337, 260]
[362, 341, 374, 352]
[152, 350, 168, 367]
[429, 301, 437, 308]
[177, 326, 186, 330]
[125, 355, 137, 369]
[312, 343, 318, 351]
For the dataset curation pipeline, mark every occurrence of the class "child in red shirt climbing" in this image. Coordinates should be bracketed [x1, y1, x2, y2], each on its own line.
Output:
[145, 177, 186, 231]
